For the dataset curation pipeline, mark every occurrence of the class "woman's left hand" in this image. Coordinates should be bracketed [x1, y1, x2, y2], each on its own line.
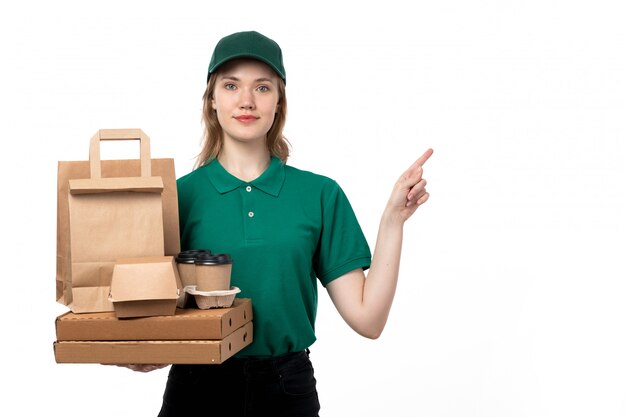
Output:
[385, 148, 433, 223]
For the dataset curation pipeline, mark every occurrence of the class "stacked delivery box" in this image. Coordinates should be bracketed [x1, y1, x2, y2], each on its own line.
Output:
[54, 298, 253, 364]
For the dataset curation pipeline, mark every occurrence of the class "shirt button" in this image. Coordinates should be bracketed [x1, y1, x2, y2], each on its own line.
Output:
[248, 211, 254, 218]
[245, 185, 252, 192]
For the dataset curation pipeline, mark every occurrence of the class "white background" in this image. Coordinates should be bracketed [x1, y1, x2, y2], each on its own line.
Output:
[1, 1, 625, 416]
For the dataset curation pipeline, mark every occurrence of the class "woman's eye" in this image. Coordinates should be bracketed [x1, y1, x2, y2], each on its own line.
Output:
[257, 85, 269, 92]
[225, 83, 236, 90]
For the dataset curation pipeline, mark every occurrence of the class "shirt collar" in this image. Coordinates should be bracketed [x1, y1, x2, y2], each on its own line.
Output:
[204, 156, 285, 197]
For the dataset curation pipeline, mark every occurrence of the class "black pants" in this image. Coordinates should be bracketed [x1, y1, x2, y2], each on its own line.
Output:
[158, 350, 320, 417]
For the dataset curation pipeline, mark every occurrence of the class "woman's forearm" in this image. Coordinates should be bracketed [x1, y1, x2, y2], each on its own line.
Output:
[360, 211, 405, 336]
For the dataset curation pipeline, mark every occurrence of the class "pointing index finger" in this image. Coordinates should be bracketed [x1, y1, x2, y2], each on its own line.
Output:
[402, 148, 434, 181]
[415, 148, 434, 167]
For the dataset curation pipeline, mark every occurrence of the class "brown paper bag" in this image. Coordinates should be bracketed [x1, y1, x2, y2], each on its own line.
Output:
[56, 129, 180, 313]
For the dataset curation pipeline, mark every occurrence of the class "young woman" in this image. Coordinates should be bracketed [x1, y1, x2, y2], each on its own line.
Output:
[153, 31, 432, 416]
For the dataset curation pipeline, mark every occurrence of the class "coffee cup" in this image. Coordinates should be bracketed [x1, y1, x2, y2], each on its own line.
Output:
[175, 249, 211, 288]
[195, 253, 233, 292]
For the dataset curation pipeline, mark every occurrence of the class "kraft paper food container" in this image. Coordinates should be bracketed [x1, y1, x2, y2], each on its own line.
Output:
[185, 286, 241, 309]
[109, 256, 182, 318]
[195, 253, 233, 292]
[175, 249, 212, 288]
[54, 321, 254, 364]
[55, 298, 253, 341]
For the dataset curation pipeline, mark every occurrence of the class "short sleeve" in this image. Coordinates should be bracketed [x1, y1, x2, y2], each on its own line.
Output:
[314, 180, 372, 286]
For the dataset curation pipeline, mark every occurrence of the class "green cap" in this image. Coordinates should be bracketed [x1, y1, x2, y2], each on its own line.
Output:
[207, 31, 286, 83]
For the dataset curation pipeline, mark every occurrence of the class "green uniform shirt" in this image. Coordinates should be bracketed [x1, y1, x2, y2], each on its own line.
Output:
[177, 156, 371, 357]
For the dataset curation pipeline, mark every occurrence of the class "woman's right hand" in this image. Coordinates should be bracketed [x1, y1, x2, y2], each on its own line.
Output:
[105, 364, 169, 372]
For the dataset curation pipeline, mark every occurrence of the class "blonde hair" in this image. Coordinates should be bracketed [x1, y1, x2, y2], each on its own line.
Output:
[195, 70, 290, 168]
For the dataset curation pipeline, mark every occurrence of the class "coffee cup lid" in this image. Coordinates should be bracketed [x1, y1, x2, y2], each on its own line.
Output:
[194, 253, 233, 265]
[176, 249, 212, 263]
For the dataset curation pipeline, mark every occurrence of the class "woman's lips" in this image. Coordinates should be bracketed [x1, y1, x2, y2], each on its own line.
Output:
[234, 115, 258, 123]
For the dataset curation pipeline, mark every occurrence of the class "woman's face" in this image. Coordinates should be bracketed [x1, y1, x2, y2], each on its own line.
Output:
[211, 59, 280, 147]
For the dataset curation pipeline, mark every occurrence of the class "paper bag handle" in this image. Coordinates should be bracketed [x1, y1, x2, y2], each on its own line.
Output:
[89, 129, 151, 179]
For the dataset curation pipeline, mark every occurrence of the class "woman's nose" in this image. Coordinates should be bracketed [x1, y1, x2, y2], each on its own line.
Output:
[239, 89, 255, 109]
